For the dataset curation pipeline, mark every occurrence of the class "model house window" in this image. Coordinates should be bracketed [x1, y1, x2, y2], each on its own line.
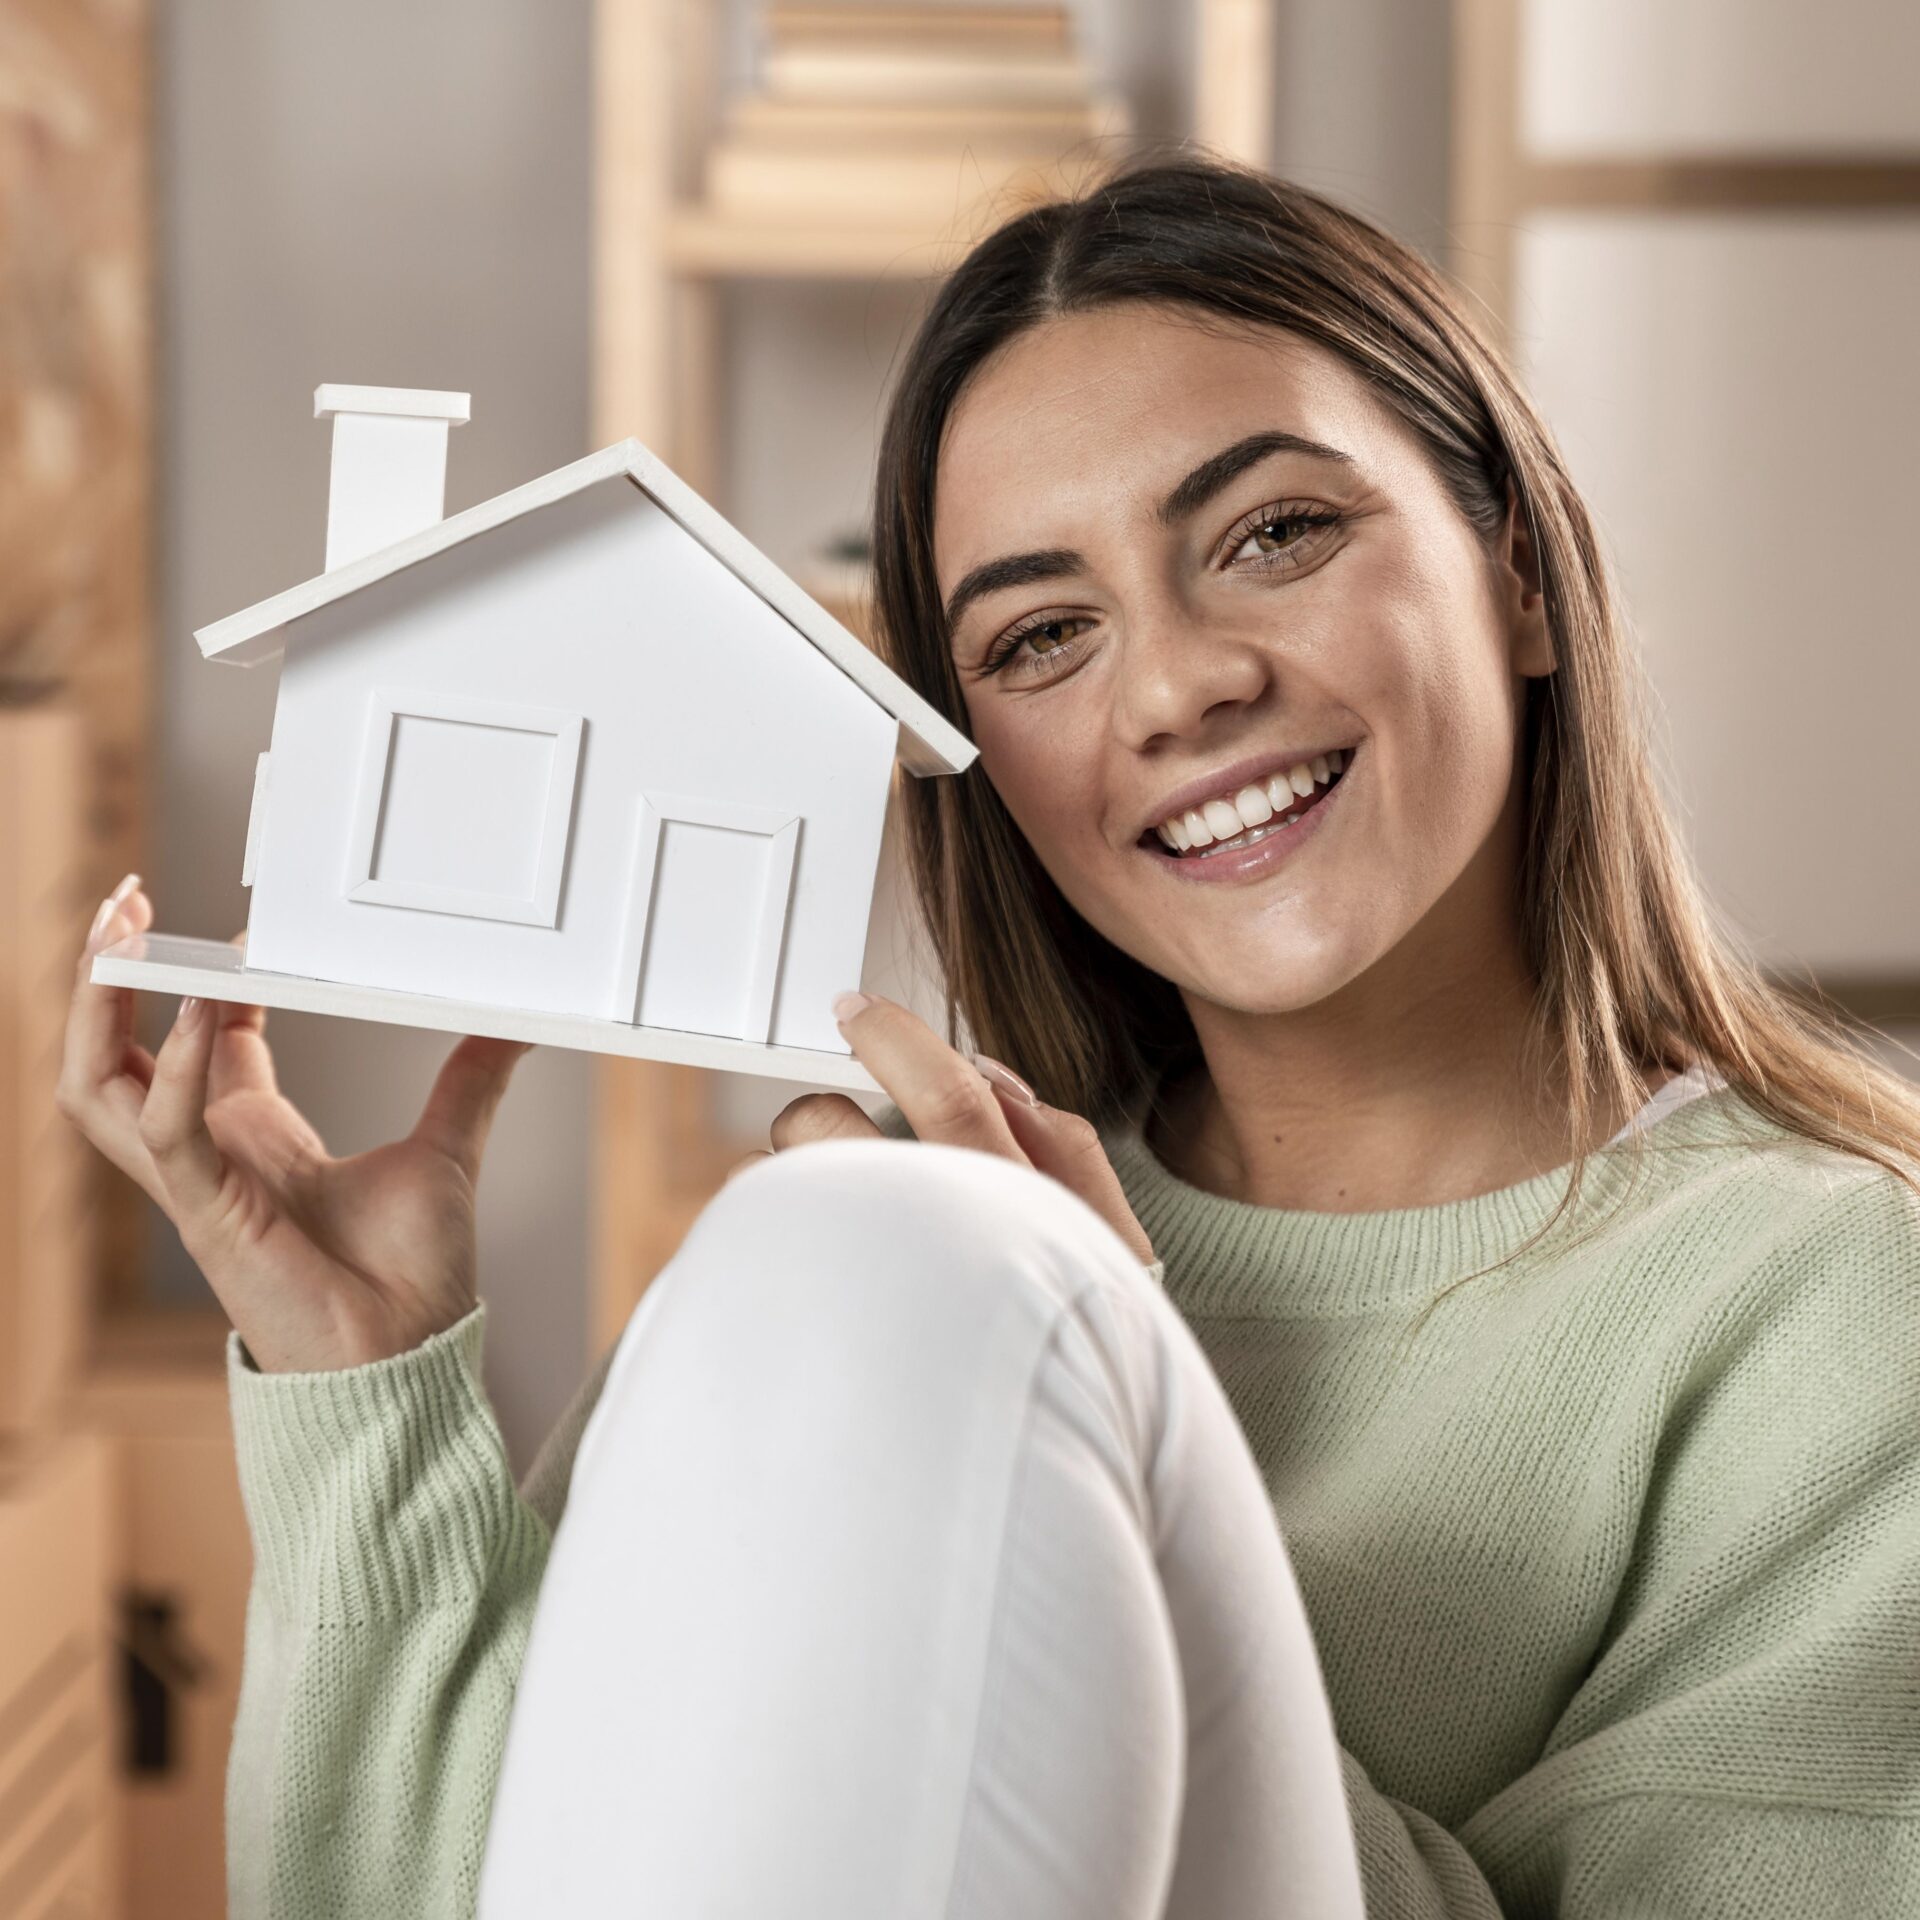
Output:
[346, 686, 584, 927]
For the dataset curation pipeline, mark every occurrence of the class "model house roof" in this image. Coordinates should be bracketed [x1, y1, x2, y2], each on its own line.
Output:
[195, 437, 977, 779]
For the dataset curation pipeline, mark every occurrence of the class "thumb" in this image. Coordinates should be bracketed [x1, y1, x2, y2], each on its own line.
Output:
[984, 1080, 1156, 1267]
[412, 1034, 534, 1184]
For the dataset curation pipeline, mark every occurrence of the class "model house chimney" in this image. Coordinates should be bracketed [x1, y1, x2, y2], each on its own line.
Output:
[314, 384, 471, 570]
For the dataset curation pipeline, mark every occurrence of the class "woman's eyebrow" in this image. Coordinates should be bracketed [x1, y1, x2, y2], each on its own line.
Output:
[1156, 430, 1356, 527]
[940, 432, 1353, 636]
[943, 547, 1085, 636]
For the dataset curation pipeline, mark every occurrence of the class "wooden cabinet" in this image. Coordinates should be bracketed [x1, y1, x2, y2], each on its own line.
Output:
[79, 1316, 250, 1920]
[0, 1435, 121, 1920]
[0, 1320, 246, 1920]
[0, 705, 91, 1441]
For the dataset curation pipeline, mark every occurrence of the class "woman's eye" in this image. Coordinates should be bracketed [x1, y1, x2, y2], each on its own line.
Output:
[1022, 616, 1082, 654]
[1226, 507, 1341, 568]
[982, 613, 1093, 680]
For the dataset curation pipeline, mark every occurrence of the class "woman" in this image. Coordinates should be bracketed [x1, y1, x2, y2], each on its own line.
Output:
[60, 160, 1920, 1917]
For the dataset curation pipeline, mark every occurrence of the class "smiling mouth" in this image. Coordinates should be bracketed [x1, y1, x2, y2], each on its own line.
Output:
[1137, 749, 1353, 859]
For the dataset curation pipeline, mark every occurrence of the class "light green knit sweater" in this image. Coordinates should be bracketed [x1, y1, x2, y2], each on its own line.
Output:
[224, 1086, 1920, 1917]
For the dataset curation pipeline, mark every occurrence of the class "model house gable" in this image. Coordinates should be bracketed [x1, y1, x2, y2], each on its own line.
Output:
[195, 417, 975, 780]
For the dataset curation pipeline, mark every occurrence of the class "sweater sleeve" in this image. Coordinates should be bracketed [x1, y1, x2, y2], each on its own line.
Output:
[1339, 1164, 1920, 1918]
[224, 1306, 566, 1920]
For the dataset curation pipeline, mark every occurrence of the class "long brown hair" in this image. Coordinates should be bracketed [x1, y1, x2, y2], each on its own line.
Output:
[869, 155, 1920, 1239]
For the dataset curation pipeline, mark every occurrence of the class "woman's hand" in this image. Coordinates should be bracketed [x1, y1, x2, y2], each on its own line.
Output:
[743, 992, 1155, 1267]
[56, 876, 533, 1373]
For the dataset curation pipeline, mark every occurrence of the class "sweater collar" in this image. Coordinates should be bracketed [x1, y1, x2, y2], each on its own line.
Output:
[1100, 1083, 1754, 1316]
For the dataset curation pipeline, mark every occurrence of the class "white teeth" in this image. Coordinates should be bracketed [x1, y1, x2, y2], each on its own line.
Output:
[1152, 749, 1353, 852]
[1202, 798, 1242, 840]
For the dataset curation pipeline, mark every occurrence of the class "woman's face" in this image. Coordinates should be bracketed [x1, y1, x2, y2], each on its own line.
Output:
[932, 302, 1551, 1021]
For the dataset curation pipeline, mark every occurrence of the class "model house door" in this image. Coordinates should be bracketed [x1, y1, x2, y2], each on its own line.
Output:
[610, 792, 800, 1043]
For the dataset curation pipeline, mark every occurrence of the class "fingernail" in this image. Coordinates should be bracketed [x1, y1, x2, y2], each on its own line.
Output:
[970, 1052, 1039, 1107]
[831, 990, 872, 1025]
[86, 873, 141, 952]
[176, 995, 205, 1032]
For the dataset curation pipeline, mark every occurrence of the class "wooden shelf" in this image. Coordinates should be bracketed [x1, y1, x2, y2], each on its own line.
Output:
[665, 207, 981, 278]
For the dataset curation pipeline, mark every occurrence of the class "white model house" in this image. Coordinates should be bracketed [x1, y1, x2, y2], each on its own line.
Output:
[92, 385, 976, 1088]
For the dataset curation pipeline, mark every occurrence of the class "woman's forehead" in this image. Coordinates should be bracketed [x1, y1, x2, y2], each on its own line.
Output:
[933, 311, 1396, 554]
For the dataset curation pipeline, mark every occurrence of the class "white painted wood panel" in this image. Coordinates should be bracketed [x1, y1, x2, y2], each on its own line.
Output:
[1512, 213, 1920, 975]
[1521, 0, 1920, 156]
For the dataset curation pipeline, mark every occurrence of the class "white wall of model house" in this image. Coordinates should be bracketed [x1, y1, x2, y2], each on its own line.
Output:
[247, 454, 900, 1058]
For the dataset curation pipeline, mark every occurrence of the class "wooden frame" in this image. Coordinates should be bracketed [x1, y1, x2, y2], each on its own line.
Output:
[1194, 0, 1276, 167]
[0, 708, 91, 1441]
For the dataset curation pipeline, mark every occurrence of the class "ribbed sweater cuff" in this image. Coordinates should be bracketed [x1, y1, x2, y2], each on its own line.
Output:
[227, 1305, 538, 1625]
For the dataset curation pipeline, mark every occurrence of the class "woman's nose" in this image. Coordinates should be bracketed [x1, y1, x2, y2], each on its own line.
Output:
[1111, 605, 1273, 748]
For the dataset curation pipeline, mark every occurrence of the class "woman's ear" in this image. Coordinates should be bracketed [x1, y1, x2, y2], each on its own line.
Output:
[1500, 479, 1555, 679]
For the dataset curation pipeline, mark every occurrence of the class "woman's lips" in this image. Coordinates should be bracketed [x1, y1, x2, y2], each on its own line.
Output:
[1136, 748, 1354, 884]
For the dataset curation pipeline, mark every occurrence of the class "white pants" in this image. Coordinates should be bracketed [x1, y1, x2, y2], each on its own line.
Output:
[479, 1138, 1365, 1918]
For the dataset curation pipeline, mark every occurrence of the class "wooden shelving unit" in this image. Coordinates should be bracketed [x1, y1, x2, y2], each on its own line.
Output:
[1450, 0, 1920, 1030]
[587, 0, 1276, 1351]
[0, 10, 246, 1910]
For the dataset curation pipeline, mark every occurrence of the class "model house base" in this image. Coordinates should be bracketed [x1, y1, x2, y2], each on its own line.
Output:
[90, 932, 883, 1092]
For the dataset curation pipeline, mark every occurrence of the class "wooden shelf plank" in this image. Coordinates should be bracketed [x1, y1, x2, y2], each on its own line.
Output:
[665, 208, 979, 279]
[1522, 155, 1920, 212]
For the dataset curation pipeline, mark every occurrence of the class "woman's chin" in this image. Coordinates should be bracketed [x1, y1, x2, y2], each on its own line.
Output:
[1168, 948, 1367, 1021]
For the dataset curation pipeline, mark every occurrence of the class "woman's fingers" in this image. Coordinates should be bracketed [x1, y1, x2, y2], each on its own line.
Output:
[68, 876, 151, 1083]
[410, 1034, 535, 1185]
[830, 994, 1024, 1161]
[206, 928, 278, 1103]
[989, 1088, 1158, 1266]
[58, 877, 162, 1191]
[139, 995, 232, 1227]
[768, 1091, 881, 1152]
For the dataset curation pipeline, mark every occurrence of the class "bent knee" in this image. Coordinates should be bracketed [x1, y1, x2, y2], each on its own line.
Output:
[666, 1136, 1147, 1341]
